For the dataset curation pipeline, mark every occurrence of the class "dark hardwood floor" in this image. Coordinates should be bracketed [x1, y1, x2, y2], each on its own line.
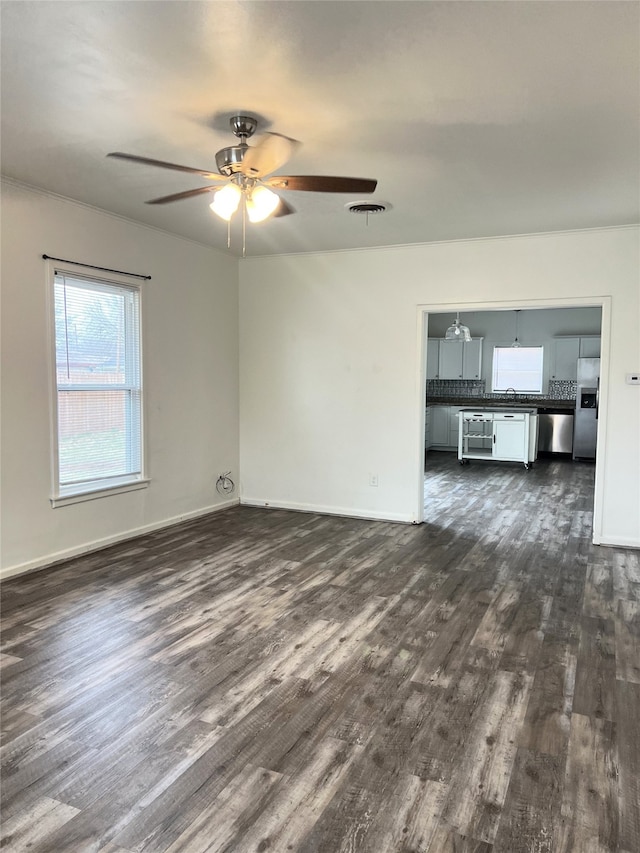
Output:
[1, 453, 638, 852]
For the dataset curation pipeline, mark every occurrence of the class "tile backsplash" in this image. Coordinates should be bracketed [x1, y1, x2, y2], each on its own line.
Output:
[427, 379, 577, 401]
[427, 380, 485, 397]
[547, 380, 577, 400]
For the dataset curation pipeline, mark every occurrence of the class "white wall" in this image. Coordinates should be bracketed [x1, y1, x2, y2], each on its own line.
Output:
[427, 306, 603, 391]
[1, 181, 240, 577]
[239, 227, 640, 547]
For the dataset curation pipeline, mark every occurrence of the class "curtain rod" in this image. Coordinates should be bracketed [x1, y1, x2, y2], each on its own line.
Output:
[42, 255, 151, 281]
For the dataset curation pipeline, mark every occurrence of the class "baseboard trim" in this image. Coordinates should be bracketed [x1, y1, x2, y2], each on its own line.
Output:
[0, 498, 240, 581]
[593, 535, 640, 550]
[240, 497, 415, 524]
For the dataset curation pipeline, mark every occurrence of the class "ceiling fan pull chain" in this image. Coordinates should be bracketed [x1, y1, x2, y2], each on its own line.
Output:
[227, 218, 231, 249]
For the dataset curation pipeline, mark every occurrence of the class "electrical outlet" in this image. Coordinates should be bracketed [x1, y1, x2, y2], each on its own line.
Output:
[369, 473, 379, 487]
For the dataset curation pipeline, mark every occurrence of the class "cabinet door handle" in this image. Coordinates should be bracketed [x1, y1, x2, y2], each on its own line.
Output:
[493, 434, 496, 444]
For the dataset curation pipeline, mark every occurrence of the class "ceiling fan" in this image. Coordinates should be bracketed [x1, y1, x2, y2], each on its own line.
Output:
[108, 114, 378, 250]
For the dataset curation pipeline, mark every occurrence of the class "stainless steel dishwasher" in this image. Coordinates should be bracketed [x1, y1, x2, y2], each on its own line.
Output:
[537, 408, 574, 454]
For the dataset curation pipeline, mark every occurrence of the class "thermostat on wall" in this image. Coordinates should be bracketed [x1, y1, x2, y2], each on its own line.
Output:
[626, 373, 640, 385]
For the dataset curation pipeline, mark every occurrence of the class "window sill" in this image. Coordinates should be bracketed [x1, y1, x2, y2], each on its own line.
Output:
[51, 478, 150, 508]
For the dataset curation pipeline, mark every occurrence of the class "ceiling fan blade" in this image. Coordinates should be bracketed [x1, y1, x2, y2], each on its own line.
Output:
[273, 197, 295, 218]
[145, 185, 220, 205]
[240, 133, 297, 178]
[265, 175, 377, 193]
[108, 152, 223, 180]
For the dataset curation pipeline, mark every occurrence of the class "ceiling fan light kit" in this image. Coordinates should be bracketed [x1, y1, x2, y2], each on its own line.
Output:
[107, 113, 378, 253]
[245, 185, 280, 223]
[209, 183, 241, 221]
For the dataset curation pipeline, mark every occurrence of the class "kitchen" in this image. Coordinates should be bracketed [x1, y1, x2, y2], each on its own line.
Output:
[424, 307, 602, 468]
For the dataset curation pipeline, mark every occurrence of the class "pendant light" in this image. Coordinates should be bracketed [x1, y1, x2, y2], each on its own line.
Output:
[444, 312, 472, 342]
[511, 310, 521, 348]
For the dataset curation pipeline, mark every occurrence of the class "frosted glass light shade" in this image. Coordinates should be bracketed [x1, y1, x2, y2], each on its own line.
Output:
[246, 185, 280, 222]
[210, 184, 242, 221]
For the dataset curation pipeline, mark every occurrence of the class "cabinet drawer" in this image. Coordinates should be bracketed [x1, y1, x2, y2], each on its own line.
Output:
[493, 412, 526, 421]
[463, 412, 493, 421]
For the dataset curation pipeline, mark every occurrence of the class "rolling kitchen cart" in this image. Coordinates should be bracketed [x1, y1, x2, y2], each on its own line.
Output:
[457, 408, 538, 469]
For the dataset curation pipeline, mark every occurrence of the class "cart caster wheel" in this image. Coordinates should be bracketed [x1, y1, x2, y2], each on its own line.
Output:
[524, 462, 531, 470]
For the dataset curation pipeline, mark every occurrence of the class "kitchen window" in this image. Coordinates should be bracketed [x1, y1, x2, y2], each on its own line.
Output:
[50, 269, 147, 506]
[492, 346, 544, 394]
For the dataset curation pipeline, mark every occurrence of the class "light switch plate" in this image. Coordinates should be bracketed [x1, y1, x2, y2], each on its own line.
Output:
[626, 373, 640, 385]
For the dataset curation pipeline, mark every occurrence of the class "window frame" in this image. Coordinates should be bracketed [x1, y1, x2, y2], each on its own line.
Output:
[491, 344, 545, 395]
[47, 262, 149, 507]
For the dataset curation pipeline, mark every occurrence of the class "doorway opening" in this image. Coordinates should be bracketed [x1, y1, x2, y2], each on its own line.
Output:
[416, 299, 609, 544]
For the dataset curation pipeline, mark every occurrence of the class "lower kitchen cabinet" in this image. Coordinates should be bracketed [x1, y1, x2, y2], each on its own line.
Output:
[428, 405, 461, 451]
[424, 407, 431, 449]
[429, 405, 450, 447]
[493, 417, 527, 461]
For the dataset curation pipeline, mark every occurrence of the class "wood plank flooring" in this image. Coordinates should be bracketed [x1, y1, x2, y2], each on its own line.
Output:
[1, 453, 638, 852]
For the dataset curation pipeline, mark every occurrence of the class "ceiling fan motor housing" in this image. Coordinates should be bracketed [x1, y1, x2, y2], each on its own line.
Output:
[215, 145, 247, 176]
[215, 116, 259, 176]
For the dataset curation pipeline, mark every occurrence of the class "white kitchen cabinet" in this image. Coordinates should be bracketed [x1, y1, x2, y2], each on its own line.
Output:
[462, 338, 483, 379]
[550, 337, 580, 381]
[449, 407, 462, 447]
[438, 341, 464, 379]
[579, 336, 601, 357]
[493, 417, 527, 461]
[426, 338, 440, 380]
[428, 405, 463, 451]
[551, 336, 601, 380]
[427, 338, 483, 380]
[429, 405, 451, 448]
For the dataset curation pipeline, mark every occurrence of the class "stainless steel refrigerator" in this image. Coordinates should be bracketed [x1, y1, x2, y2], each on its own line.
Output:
[573, 357, 600, 460]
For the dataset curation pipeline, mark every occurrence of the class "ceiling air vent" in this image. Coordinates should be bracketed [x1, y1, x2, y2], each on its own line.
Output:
[346, 201, 388, 226]
[346, 202, 387, 215]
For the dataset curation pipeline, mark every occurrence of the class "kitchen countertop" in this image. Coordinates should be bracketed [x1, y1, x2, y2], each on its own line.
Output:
[458, 406, 538, 414]
[427, 397, 575, 410]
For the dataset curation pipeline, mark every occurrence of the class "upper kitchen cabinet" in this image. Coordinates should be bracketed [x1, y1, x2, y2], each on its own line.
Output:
[579, 336, 601, 358]
[435, 339, 483, 379]
[550, 336, 601, 380]
[439, 341, 464, 379]
[551, 337, 580, 380]
[462, 338, 483, 379]
[426, 338, 440, 380]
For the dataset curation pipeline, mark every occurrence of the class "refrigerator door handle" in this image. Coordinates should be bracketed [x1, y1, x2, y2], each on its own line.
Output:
[596, 378, 599, 420]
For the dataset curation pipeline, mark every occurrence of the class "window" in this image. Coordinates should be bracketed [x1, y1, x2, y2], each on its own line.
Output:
[51, 270, 145, 505]
[492, 346, 544, 394]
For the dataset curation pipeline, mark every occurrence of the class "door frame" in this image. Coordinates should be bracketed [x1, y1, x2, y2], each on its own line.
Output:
[415, 295, 611, 543]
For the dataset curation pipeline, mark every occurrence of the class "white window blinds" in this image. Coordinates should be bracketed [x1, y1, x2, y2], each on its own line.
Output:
[492, 346, 544, 393]
[53, 272, 143, 495]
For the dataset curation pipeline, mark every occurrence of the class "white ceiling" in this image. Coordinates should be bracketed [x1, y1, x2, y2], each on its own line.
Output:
[2, 1, 638, 257]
